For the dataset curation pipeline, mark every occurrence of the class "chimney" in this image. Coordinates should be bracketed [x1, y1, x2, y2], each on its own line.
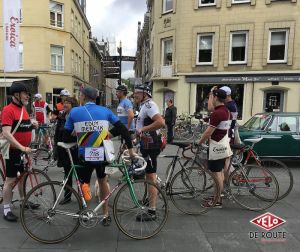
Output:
[138, 21, 141, 35]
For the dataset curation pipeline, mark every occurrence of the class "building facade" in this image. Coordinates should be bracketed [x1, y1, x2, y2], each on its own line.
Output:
[136, 0, 300, 122]
[0, 0, 91, 109]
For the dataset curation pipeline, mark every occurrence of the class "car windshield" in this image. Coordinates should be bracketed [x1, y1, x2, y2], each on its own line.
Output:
[243, 114, 272, 130]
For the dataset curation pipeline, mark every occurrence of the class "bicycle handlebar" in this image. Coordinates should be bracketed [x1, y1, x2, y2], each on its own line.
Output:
[121, 150, 147, 172]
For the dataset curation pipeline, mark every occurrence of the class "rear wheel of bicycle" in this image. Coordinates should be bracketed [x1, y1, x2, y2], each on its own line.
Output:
[20, 181, 82, 244]
[228, 165, 279, 211]
[259, 158, 293, 200]
[170, 167, 219, 215]
[0, 168, 4, 204]
[23, 168, 52, 195]
[113, 180, 168, 239]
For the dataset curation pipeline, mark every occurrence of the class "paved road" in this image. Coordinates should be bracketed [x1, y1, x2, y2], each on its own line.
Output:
[0, 143, 299, 252]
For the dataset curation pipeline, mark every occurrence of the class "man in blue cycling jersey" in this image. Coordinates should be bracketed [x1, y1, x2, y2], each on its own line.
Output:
[63, 86, 135, 226]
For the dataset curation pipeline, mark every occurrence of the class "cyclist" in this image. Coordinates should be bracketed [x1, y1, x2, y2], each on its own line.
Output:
[63, 86, 135, 226]
[56, 89, 70, 112]
[220, 86, 238, 181]
[116, 85, 134, 132]
[198, 88, 231, 208]
[32, 93, 51, 146]
[134, 84, 165, 221]
[1, 81, 39, 222]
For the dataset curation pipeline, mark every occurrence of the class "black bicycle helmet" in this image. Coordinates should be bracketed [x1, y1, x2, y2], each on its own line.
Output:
[10, 81, 30, 95]
[134, 84, 152, 97]
[116, 85, 128, 93]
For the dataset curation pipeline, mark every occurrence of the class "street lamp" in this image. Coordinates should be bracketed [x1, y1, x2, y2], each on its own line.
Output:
[117, 40, 122, 85]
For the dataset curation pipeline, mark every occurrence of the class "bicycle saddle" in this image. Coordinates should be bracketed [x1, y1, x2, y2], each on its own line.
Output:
[243, 137, 263, 144]
[57, 142, 77, 149]
[230, 143, 245, 150]
[170, 141, 192, 148]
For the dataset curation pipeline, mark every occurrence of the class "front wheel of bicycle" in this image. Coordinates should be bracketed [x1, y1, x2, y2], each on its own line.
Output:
[170, 167, 219, 215]
[113, 180, 168, 240]
[259, 158, 293, 200]
[23, 168, 52, 195]
[20, 181, 82, 244]
[0, 168, 4, 204]
[228, 165, 279, 211]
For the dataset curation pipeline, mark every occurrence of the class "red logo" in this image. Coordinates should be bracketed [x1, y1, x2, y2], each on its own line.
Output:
[250, 212, 286, 231]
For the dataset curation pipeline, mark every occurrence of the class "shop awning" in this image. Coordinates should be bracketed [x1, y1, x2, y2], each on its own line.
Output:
[0, 78, 35, 87]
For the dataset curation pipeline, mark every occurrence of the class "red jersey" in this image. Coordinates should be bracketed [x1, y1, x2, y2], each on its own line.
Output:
[33, 100, 48, 124]
[1, 102, 32, 148]
[209, 105, 231, 142]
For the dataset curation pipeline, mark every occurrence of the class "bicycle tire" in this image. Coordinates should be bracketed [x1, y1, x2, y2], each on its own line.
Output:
[0, 168, 4, 204]
[228, 165, 279, 211]
[259, 158, 293, 200]
[23, 168, 52, 196]
[170, 167, 219, 215]
[20, 181, 82, 244]
[113, 180, 168, 239]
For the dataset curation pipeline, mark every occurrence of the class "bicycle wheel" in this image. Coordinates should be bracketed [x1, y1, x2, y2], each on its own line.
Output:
[20, 181, 82, 244]
[170, 167, 219, 215]
[113, 180, 168, 240]
[228, 165, 279, 211]
[0, 168, 4, 204]
[23, 168, 52, 195]
[259, 158, 293, 200]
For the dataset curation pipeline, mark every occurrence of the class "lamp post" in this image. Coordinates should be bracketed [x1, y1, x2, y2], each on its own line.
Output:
[117, 40, 122, 85]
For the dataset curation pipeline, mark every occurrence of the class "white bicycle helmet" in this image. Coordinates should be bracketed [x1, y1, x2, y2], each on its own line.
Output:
[34, 93, 42, 99]
[60, 89, 70, 96]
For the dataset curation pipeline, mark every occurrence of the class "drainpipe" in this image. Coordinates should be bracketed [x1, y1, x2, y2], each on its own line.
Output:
[189, 82, 191, 115]
[250, 82, 254, 116]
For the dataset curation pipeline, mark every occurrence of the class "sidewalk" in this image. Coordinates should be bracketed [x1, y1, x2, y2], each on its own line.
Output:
[0, 144, 299, 252]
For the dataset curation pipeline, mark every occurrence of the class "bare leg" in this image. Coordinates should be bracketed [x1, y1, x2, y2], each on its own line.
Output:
[214, 171, 224, 203]
[98, 176, 110, 216]
[146, 173, 157, 209]
[223, 157, 231, 185]
[3, 177, 16, 205]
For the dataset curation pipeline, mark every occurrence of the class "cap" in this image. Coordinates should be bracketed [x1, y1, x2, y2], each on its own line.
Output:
[34, 93, 42, 99]
[213, 89, 227, 99]
[220, 86, 231, 96]
[81, 86, 98, 100]
[10, 81, 30, 95]
[60, 89, 70, 96]
[116, 85, 128, 93]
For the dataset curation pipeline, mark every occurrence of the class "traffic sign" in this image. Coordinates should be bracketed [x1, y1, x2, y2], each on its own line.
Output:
[104, 67, 120, 74]
[121, 56, 136, 62]
[103, 56, 120, 61]
[103, 61, 120, 68]
[105, 73, 121, 79]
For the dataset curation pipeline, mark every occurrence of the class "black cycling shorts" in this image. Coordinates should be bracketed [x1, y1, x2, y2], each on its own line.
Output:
[207, 158, 226, 172]
[140, 148, 161, 174]
[77, 158, 107, 183]
[5, 149, 24, 178]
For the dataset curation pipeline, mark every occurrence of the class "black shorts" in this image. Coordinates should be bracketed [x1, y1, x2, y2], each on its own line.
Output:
[207, 159, 226, 172]
[77, 158, 107, 183]
[140, 148, 161, 174]
[5, 149, 24, 178]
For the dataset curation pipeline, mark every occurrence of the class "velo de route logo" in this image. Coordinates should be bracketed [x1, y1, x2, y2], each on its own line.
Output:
[249, 212, 287, 242]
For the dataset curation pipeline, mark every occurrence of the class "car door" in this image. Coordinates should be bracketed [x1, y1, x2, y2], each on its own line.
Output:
[262, 115, 299, 157]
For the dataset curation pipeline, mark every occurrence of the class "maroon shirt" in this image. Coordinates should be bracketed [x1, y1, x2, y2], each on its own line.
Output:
[209, 105, 231, 142]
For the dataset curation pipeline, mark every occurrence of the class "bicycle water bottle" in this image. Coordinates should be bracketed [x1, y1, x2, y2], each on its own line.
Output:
[81, 183, 92, 201]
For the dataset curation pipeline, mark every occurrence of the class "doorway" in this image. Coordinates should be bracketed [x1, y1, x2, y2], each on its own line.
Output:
[264, 91, 284, 112]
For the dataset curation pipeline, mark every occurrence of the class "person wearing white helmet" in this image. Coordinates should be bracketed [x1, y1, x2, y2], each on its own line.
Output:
[56, 89, 70, 112]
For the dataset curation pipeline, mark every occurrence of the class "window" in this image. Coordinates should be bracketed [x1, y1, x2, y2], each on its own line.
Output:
[75, 53, 78, 73]
[50, 45, 64, 72]
[49, 1, 64, 28]
[243, 114, 272, 130]
[71, 10, 74, 31]
[232, 0, 250, 3]
[163, 0, 173, 13]
[268, 30, 288, 63]
[19, 43, 23, 69]
[269, 116, 297, 132]
[197, 34, 214, 65]
[162, 38, 173, 66]
[229, 32, 248, 64]
[199, 0, 216, 6]
[78, 56, 81, 76]
[71, 50, 74, 73]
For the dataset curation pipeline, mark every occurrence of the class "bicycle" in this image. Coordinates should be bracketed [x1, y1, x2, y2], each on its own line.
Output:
[187, 142, 279, 211]
[0, 151, 51, 205]
[231, 137, 293, 200]
[20, 142, 168, 244]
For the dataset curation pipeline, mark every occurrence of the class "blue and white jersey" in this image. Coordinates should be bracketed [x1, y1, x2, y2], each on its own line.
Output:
[65, 102, 119, 159]
[117, 98, 134, 130]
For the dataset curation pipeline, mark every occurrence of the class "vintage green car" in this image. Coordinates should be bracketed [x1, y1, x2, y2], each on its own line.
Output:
[239, 112, 300, 158]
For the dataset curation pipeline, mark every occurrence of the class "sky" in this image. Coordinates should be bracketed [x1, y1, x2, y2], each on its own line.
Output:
[86, 0, 147, 79]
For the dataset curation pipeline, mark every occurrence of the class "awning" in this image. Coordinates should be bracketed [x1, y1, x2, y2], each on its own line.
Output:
[0, 78, 35, 87]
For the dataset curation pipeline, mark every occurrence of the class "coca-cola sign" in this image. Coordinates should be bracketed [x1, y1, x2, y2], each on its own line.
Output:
[3, 0, 21, 72]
